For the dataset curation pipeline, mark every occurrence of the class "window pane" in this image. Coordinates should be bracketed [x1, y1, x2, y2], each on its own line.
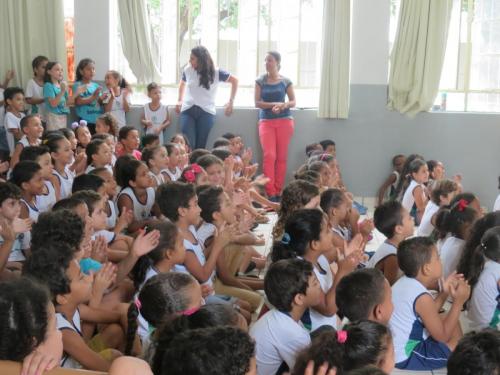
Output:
[200, 0, 219, 64]
[217, 0, 238, 73]
[160, 0, 178, 83]
[299, 0, 323, 87]
[468, 92, 500, 112]
[238, 0, 259, 85]
[439, 0, 461, 89]
[432, 91, 465, 112]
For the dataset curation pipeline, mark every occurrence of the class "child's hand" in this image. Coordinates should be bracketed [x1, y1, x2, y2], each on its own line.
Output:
[175, 101, 182, 114]
[241, 147, 253, 165]
[213, 223, 237, 250]
[233, 190, 247, 207]
[244, 163, 258, 179]
[60, 81, 67, 93]
[441, 271, 463, 294]
[224, 101, 234, 116]
[93, 262, 117, 295]
[450, 279, 471, 303]
[343, 234, 364, 258]
[91, 236, 108, 263]
[252, 174, 270, 187]
[453, 174, 463, 183]
[12, 217, 32, 234]
[75, 84, 87, 96]
[0, 160, 9, 174]
[22, 349, 59, 375]
[201, 284, 213, 298]
[254, 234, 266, 246]
[116, 206, 134, 231]
[238, 212, 254, 233]
[359, 218, 374, 236]
[93, 86, 102, 98]
[144, 120, 153, 129]
[5, 69, 15, 81]
[0, 217, 15, 242]
[233, 177, 251, 192]
[223, 155, 235, 173]
[132, 228, 161, 257]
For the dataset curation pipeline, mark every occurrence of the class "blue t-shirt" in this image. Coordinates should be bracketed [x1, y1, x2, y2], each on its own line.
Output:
[255, 74, 292, 120]
[43, 82, 69, 115]
[73, 81, 104, 123]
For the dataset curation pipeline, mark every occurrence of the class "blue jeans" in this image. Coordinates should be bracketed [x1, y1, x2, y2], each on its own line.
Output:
[180, 105, 216, 149]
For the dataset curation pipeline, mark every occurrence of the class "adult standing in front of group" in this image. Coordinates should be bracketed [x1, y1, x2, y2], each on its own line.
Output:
[176, 46, 238, 149]
[255, 51, 296, 201]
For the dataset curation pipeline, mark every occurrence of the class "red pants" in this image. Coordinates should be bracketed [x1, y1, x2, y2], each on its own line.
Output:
[258, 118, 294, 197]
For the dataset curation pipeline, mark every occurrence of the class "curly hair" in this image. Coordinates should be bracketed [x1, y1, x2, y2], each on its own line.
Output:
[31, 209, 84, 253]
[273, 180, 319, 238]
[156, 326, 254, 375]
[0, 278, 50, 361]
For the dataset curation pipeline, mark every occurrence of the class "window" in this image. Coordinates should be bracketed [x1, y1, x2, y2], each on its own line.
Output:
[391, 0, 500, 113]
[110, 0, 324, 107]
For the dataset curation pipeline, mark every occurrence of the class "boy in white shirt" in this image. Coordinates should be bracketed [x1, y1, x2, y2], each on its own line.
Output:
[250, 258, 321, 375]
[3, 87, 25, 154]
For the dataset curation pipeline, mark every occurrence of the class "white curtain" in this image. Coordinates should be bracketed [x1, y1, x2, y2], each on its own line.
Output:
[117, 0, 162, 83]
[387, 0, 453, 116]
[0, 0, 66, 88]
[318, 0, 351, 119]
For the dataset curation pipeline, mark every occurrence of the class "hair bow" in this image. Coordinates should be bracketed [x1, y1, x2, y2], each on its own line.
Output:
[281, 232, 291, 245]
[134, 298, 142, 310]
[71, 120, 88, 130]
[456, 199, 469, 212]
[183, 163, 203, 183]
[180, 306, 200, 316]
[336, 330, 348, 344]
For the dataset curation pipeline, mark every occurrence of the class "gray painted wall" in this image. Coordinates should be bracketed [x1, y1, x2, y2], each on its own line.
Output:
[102, 84, 500, 208]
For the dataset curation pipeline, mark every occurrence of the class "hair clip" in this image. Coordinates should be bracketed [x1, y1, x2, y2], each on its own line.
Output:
[134, 298, 142, 310]
[337, 330, 347, 344]
[191, 163, 202, 173]
[180, 306, 200, 316]
[456, 198, 469, 212]
[480, 242, 487, 250]
[281, 232, 291, 245]
[183, 170, 196, 183]
[71, 120, 88, 130]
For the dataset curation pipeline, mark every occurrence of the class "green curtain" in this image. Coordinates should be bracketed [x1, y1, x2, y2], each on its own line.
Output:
[387, 0, 453, 116]
[318, 0, 351, 119]
[117, 0, 162, 83]
[0, 0, 66, 88]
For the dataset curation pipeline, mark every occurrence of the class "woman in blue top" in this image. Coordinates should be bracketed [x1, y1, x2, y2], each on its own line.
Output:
[175, 46, 238, 149]
[254, 51, 296, 201]
[73, 58, 104, 134]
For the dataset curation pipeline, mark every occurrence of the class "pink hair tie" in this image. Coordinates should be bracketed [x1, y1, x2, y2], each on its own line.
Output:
[181, 306, 200, 316]
[337, 330, 348, 344]
[134, 298, 142, 310]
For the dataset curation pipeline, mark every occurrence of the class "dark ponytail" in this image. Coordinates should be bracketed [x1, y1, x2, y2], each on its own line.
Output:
[433, 193, 478, 240]
[466, 226, 500, 292]
[270, 208, 324, 263]
[124, 302, 140, 355]
[394, 154, 425, 201]
[458, 212, 500, 278]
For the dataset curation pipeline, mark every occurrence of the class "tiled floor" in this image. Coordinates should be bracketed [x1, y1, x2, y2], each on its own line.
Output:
[251, 200, 457, 374]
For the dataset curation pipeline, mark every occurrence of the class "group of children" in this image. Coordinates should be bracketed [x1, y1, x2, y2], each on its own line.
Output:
[0, 57, 497, 375]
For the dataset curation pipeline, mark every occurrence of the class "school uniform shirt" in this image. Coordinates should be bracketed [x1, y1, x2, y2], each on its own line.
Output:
[184, 225, 215, 289]
[43, 82, 69, 115]
[161, 166, 181, 182]
[117, 187, 155, 222]
[106, 200, 118, 230]
[85, 164, 113, 174]
[56, 310, 83, 369]
[53, 166, 75, 199]
[390, 276, 446, 368]
[25, 78, 46, 120]
[73, 81, 103, 124]
[309, 254, 337, 330]
[149, 171, 165, 187]
[181, 64, 231, 115]
[104, 89, 130, 128]
[250, 309, 311, 375]
[331, 225, 351, 242]
[196, 221, 216, 248]
[144, 103, 168, 144]
[367, 240, 398, 269]
[17, 135, 41, 149]
[36, 180, 57, 213]
[417, 201, 439, 237]
[439, 236, 465, 279]
[3, 233, 25, 262]
[136, 266, 160, 340]
[402, 179, 422, 213]
[92, 229, 116, 244]
[4, 111, 25, 153]
[468, 259, 500, 330]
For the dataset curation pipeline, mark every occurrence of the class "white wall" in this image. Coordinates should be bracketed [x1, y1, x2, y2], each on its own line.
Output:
[351, 0, 391, 85]
[74, 0, 111, 78]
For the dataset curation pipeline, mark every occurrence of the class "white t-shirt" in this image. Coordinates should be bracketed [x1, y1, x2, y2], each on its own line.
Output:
[3, 234, 25, 262]
[181, 64, 230, 115]
[439, 236, 465, 279]
[493, 194, 500, 212]
[161, 167, 181, 182]
[402, 179, 422, 213]
[196, 221, 216, 248]
[36, 180, 57, 213]
[56, 310, 83, 369]
[390, 276, 432, 364]
[309, 255, 337, 330]
[250, 309, 311, 375]
[117, 187, 155, 222]
[53, 167, 75, 199]
[106, 200, 118, 229]
[184, 225, 214, 289]
[144, 103, 168, 144]
[468, 259, 500, 330]
[4, 111, 24, 154]
[25, 78, 46, 120]
[367, 241, 398, 269]
[105, 89, 130, 128]
[417, 201, 439, 237]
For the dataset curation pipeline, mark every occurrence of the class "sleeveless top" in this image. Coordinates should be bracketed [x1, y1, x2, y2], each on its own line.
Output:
[367, 241, 398, 268]
[36, 180, 57, 213]
[402, 179, 422, 212]
[106, 200, 118, 229]
[309, 254, 337, 330]
[416, 201, 439, 236]
[468, 259, 500, 330]
[161, 166, 181, 182]
[144, 103, 168, 144]
[117, 187, 155, 221]
[53, 166, 75, 199]
[56, 309, 83, 369]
